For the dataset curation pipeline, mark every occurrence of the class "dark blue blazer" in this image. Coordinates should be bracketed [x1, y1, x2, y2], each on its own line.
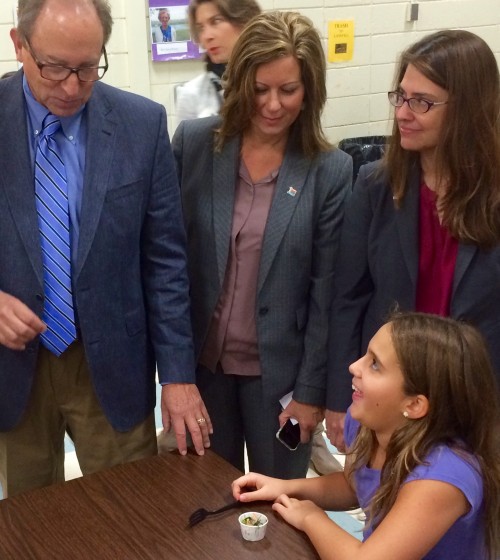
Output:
[327, 161, 500, 411]
[0, 71, 195, 431]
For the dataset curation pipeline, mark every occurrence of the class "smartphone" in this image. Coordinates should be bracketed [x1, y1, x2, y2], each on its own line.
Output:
[276, 419, 301, 451]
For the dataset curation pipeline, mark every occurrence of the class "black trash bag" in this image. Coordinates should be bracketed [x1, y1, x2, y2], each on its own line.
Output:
[338, 135, 389, 186]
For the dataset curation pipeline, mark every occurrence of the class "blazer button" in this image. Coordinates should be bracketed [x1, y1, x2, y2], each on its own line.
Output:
[36, 293, 44, 301]
[259, 307, 269, 316]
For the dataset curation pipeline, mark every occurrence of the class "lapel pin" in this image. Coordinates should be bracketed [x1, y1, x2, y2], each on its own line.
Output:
[287, 187, 297, 197]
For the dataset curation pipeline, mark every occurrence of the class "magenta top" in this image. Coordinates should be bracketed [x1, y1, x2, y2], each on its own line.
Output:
[416, 183, 458, 315]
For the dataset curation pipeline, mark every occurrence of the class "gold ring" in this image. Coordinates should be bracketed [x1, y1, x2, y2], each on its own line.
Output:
[196, 417, 206, 425]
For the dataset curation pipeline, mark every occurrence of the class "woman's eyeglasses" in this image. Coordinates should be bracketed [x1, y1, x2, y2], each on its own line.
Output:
[388, 91, 448, 114]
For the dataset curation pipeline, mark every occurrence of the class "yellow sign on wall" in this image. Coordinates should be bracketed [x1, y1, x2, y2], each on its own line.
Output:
[328, 20, 354, 63]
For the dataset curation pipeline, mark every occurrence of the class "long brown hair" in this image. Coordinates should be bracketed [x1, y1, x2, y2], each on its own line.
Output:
[216, 11, 331, 158]
[349, 313, 500, 559]
[383, 30, 500, 248]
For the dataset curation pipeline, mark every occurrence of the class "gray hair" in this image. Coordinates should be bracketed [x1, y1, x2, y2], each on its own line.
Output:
[17, 0, 113, 44]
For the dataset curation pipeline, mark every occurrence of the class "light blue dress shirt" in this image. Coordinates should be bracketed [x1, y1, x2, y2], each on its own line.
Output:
[23, 75, 87, 267]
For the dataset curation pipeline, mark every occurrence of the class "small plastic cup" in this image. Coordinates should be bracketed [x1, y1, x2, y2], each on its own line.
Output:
[238, 512, 268, 541]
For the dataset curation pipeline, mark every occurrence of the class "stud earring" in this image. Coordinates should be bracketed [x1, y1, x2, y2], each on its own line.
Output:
[403, 411, 409, 418]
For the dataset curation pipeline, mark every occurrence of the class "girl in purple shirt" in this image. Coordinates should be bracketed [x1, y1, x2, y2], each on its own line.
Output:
[232, 312, 500, 560]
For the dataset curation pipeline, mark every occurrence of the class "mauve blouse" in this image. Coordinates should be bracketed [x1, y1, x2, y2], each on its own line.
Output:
[200, 159, 279, 376]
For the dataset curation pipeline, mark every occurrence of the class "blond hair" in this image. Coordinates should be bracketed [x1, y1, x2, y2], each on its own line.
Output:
[217, 11, 330, 158]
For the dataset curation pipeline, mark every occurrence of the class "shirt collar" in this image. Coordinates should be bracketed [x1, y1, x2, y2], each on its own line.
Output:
[239, 158, 280, 186]
[22, 74, 85, 142]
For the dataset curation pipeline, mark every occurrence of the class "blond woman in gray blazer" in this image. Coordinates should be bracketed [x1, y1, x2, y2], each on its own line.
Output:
[173, 12, 352, 477]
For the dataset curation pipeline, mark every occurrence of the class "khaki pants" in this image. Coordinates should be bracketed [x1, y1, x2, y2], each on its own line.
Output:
[0, 341, 157, 498]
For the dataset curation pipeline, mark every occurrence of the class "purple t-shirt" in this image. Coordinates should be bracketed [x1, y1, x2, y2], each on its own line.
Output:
[344, 411, 487, 559]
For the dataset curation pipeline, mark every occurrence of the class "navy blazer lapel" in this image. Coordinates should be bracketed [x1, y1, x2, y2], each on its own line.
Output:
[453, 243, 477, 295]
[395, 165, 478, 297]
[212, 136, 239, 285]
[395, 167, 420, 288]
[257, 143, 310, 292]
[75, 86, 117, 280]
[0, 74, 43, 287]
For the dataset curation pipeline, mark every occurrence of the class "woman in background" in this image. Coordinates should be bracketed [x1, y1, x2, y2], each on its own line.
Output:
[176, 0, 261, 123]
[325, 30, 500, 451]
[234, 313, 500, 560]
[172, 11, 352, 478]
[158, 0, 261, 458]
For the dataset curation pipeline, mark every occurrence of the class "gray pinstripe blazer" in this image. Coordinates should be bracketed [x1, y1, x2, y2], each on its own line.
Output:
[172, 116, 352, 406]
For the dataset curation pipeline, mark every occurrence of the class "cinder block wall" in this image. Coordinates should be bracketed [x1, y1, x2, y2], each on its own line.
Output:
[1, 0, 499, 143]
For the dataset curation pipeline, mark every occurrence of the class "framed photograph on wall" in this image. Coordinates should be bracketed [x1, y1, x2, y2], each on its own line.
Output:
[149, 0, 202, 61]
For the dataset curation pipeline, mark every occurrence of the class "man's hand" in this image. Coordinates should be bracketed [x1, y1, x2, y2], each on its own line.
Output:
[325, 410, 346, 452]
[0, 291, 45, 350]
[279, 399, 324, 444]
[161, 383, 212, 456]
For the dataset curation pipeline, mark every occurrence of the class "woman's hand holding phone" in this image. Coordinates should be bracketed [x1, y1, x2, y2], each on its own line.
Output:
[276, 418, 301, 450]
[277, 398, 324, 450]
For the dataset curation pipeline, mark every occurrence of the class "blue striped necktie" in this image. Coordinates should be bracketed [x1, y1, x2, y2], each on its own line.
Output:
[35, 114, 76, 356]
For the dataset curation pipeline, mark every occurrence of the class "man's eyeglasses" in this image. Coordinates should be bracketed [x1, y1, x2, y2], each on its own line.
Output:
[388, 91, 448, 114]
[25, 39, 108, 83]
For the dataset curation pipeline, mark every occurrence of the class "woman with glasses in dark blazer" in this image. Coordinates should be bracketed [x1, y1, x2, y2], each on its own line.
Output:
[325, 30, 500, 451]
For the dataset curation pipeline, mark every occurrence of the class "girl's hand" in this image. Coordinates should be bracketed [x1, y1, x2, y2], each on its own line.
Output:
[272, 494, 327, 531]
[232, 472, 288, 503]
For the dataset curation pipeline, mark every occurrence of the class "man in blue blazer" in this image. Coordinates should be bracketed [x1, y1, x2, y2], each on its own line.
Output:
[0, 0, 210, 497]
